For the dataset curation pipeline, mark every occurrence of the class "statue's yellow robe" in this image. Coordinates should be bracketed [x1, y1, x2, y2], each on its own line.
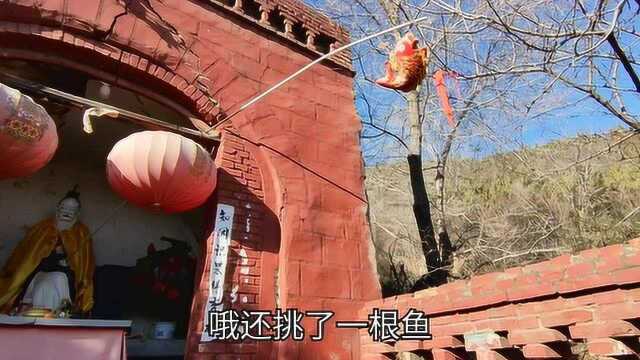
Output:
[0, 218, 95, 313]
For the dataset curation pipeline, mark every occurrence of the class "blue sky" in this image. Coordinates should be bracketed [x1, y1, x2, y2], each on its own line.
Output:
[518, 71, 639, 148]
[521, 106, 621, 147]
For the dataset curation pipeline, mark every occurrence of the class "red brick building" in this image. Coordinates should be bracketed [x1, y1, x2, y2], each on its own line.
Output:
[0, 0, 381, 359]
[4, 2, 640, 360]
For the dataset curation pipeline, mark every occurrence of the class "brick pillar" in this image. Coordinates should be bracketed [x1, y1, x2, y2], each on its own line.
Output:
[186, 131, 279, 359]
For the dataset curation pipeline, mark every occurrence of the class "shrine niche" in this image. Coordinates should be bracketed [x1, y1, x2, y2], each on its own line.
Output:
[0, 60, 210, 358]
[0, 1, 380, 359]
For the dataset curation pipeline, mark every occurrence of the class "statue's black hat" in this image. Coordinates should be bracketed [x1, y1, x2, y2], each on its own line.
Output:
[59, 184, 81, 207]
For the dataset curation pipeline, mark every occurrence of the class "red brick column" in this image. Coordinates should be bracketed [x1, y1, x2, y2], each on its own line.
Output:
[187, 130, 281, 359]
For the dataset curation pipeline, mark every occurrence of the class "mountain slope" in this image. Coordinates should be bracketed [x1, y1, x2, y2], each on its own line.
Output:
[366, 130, 640, 295]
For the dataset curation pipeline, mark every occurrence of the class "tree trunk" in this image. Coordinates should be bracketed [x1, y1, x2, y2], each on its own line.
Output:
[407, 154, 439, 271]
[406, 91, 446, 288]
[434, 127, 458, 270]
[376, 0, 447, 289]
[435, 166, 453, 267]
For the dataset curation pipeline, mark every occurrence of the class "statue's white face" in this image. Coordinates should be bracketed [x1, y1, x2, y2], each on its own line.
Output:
[55, 198, 80, 230]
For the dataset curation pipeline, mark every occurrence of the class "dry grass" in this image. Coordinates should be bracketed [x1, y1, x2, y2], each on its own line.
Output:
[366, 130, 640, 295]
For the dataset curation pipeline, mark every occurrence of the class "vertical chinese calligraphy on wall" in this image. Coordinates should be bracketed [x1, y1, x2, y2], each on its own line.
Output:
[201, 203, 235, 342]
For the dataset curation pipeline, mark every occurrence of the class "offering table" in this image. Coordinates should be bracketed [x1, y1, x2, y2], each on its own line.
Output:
[0, 315, 130, 360]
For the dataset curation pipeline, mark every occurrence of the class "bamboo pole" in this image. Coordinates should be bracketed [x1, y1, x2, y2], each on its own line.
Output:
[0, 73, 219, 141]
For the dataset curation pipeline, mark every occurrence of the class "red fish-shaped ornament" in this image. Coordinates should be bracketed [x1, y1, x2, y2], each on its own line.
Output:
[376, 33, 429, 92]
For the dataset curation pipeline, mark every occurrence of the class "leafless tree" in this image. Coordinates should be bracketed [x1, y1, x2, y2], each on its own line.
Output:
[312, 0, 639, 290]
[314, 0, 557, 289]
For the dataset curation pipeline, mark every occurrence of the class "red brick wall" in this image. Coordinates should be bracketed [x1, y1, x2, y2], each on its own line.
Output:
[0, 1, 382, 359]
[359, 239, 640, 360]
[188, 131, 281, 358]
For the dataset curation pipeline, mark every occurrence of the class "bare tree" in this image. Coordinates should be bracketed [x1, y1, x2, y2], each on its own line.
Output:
[427, 0, 640, 129]
[313, 0, 639, 290]
[314, 0, 551, 289]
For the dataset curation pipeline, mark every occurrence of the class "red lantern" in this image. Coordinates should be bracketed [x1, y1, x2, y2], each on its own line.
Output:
[376, 33, 429, 92]
[106, 131, 217, 213]
[0, 83, 58, 179]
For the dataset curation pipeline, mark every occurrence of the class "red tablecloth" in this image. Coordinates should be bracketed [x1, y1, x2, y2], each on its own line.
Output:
[0, 326, 127, 360]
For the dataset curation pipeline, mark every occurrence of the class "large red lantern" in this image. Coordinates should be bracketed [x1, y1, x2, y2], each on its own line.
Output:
[106, 131, 217, 213]
[0, 83, 58, 179]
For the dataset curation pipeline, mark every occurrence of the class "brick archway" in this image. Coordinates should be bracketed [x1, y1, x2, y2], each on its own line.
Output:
[0, 2, 223, 124]
[0, 41, 210, 125]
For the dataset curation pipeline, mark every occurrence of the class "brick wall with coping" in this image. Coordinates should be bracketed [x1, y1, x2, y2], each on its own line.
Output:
[359, 239, 640, 360]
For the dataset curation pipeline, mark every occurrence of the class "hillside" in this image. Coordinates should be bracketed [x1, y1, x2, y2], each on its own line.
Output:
[366, 129, 640, 295]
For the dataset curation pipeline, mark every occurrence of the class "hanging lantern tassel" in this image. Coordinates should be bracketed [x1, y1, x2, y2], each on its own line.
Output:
[82, 107, 120, 134]
[376, 33, 429, 92]
[433, 69, 460, 128]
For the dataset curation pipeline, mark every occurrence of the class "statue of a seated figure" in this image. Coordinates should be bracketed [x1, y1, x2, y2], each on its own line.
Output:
[0, 187, 95, 314]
